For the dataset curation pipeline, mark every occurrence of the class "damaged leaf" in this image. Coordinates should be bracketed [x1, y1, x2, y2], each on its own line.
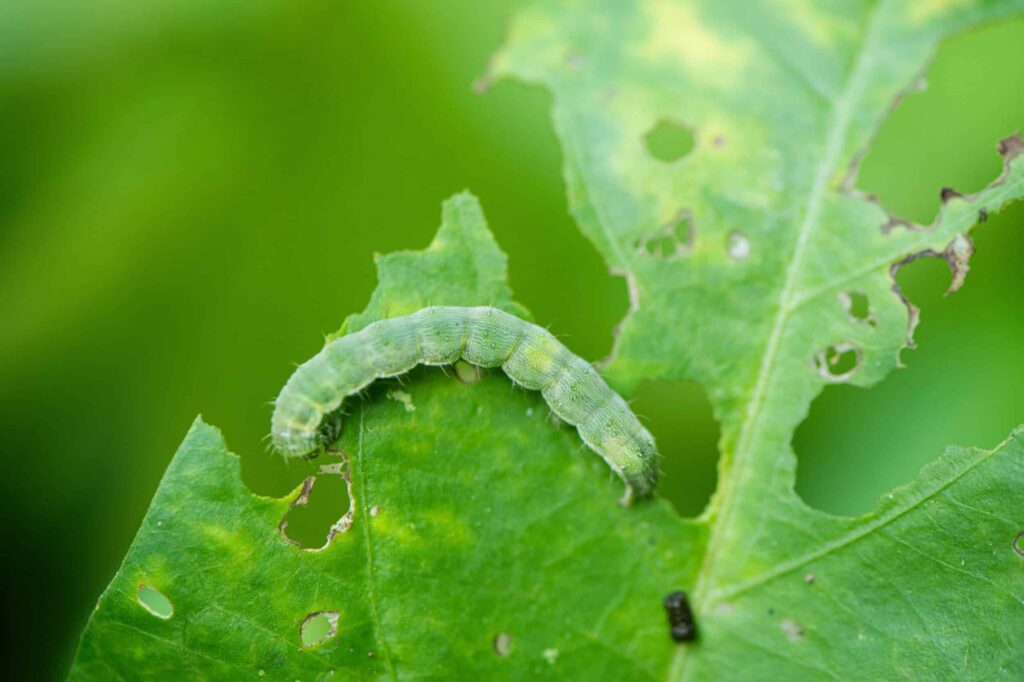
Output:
[488, 0, 1024, 679]
[72, 2, 1024, 680]
[70, 194, 700, 680]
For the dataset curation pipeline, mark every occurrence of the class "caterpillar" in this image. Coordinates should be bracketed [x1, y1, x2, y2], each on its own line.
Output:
[271, 306, 658, 503]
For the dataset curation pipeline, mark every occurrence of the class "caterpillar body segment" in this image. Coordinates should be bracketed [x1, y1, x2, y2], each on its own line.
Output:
[271, 306, 658, 502]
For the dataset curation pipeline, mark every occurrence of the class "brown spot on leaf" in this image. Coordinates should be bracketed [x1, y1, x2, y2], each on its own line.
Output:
[943, 233, 974, 294]
[881, 215, 917, 234]
[997, 133, 1024, 160]
[940, 187, 964, 204]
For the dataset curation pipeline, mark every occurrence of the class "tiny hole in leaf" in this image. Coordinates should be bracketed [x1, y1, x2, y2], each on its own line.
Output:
[727, 231, 750, 260]
[1013, 531, 1024, 558]
[301, 611, 340, 647]
[638, 212, 693, 259]
[493, 632, 512, 656]
[839, 291, 873, 324]
[137, 584, 173, 619]
[815, 343, 860, 381]
[644, 120, 695, 163]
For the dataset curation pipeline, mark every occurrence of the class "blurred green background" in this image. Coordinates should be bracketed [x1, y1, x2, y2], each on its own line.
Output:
[0, 3, 1020, 679]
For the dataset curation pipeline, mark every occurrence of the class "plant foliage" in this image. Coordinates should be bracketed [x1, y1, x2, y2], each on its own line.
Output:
[72, 2, 1024, 679]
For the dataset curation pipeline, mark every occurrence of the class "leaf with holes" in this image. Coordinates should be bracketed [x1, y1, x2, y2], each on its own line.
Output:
[71, 2, 1024, 680]
[485, 1, 1024, 679]
[70, 193, 700, 680]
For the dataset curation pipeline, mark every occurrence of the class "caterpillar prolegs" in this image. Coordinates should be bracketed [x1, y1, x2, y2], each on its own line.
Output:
[271, 306, 658, 503]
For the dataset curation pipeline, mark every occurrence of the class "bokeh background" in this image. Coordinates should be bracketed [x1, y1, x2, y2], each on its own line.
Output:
[0, 3, 1020, 679]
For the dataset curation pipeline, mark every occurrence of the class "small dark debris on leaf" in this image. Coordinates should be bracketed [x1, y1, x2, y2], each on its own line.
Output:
[940, 187, 964, 203]
[663, 591, 697, 642]
[997, 133, 1024, 159]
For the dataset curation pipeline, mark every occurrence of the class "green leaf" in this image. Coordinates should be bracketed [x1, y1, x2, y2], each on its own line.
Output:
[485, 1, 1024, 678]
[72, 3, 1024, 680]
[336, 191, 530, 336]
[70, 194, 701, 680]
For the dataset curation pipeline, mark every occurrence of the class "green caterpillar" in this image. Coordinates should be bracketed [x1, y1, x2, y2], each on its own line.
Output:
[271, 306, 658, 503]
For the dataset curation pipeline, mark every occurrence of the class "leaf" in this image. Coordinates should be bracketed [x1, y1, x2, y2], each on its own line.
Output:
[336, 192, 531, 336]
[72, 4, 1024, 681]
[70, 193, 701, 680]
[483, 0, 1024, 679]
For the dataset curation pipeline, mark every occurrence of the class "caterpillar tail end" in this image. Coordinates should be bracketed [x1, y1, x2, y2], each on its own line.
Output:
[620, 468, 658, 507]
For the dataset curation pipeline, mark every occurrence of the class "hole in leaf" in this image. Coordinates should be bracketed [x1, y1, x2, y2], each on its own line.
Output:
[638, 211, 693, 259]
[644, 120, 695, 163]
[1013, 531, 1024, 558]
[301, 611, 340, 647]
[815, 343, 860, 381]
[726, 231, 750, 260]
[839, 291, 873, 324]
[630, 379, 719, 516]
[857, 18, 1024, 224]
[796, 225, 1024, 514]
[493, 632, 512, 657]
[796, 24, 1024, 517]
[137, 584, 173, 619]
[281, 467, 352, 550]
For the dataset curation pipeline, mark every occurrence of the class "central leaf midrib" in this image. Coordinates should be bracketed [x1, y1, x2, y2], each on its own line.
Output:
[668, 5, 885, 679]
